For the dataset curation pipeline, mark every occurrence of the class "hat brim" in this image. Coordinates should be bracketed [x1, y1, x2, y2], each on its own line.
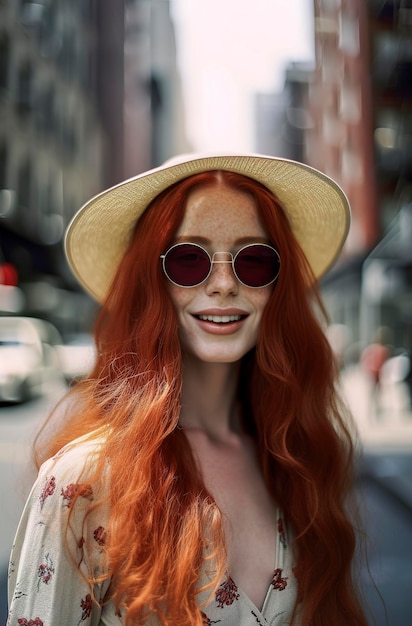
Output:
[65, 153, 350, 302]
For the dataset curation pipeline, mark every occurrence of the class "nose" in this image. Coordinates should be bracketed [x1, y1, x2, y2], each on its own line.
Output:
[205, 252, 238, 296]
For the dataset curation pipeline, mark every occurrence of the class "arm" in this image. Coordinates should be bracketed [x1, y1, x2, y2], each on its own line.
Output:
[7, 441, 111, 626]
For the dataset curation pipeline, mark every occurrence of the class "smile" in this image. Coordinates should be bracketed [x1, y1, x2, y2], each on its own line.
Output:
[197, 314, 243, 323]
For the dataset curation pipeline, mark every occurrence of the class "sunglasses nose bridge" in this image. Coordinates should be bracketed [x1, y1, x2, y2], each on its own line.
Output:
[208, 251, 238, 285]
[210, 251, 234, 264]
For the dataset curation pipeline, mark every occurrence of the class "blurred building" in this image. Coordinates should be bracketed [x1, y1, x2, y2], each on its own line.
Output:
[254, 62, 314, 163]
[253, 0, 412, 356]
[0, 0, 188, 334]
[309, 0, 378, 256]
[0, 1, 105, 293]
[254, 91, 287, 157]
[308, 0, 412, 352]
[360, 204, 412, 352]
[107, 0, 189, 183]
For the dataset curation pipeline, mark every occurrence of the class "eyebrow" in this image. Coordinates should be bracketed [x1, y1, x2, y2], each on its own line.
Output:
[174, 235, 270, 245]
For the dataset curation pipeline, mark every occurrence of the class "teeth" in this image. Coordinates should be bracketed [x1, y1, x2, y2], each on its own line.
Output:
[198, 314, 242, 323]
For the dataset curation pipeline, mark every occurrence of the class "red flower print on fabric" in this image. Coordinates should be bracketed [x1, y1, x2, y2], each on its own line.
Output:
[215, 576, 240, 608]
[61, 483, 93, 507]
[37, 553, 54, 589]
[277, 518, 287, 549]
[93, 526, 107, 546]
[17, 619, 43, 625]
[39, 476, 56, 509]
[79, 594, 93, 622]
[271, 568, 288, 591]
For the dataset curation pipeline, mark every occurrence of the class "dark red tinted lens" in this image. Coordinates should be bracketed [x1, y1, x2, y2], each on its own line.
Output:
[234, 245, 280, 287]
[164, 244, 211, 286]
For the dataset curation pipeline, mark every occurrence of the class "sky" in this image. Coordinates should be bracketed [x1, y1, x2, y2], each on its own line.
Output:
[170, 0, 315, 152]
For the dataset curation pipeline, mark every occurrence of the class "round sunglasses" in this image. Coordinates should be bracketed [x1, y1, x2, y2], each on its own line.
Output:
[160, 242, 280, 288]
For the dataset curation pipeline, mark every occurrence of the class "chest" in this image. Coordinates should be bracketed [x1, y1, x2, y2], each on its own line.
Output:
[187, 433, 279, 608]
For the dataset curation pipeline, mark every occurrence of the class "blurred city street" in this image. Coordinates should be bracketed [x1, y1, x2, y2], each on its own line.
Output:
[342, 366, 412, 626]
[341, 364, 412, 451]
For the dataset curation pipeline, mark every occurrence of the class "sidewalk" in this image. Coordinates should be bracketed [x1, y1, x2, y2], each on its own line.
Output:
[340, 365, 412, 451]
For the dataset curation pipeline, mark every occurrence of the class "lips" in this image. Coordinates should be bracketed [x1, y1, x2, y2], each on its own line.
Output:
[191, 309, 248, 335]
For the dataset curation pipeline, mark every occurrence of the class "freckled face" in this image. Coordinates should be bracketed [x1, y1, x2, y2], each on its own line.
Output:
[165, 182, 273, 364]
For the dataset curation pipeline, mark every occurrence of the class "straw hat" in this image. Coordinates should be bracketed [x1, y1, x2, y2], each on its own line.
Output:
[65, 153, 350, 302]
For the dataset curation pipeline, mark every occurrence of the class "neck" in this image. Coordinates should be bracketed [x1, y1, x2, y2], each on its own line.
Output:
[179, 355, 241, 439]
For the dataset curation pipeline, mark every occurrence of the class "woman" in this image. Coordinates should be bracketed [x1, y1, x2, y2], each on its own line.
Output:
[7, 154, 369, 625]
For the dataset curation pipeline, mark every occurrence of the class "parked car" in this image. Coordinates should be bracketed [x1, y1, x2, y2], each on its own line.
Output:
[0, 316, 63, 403]
[55, 333, 96, 385]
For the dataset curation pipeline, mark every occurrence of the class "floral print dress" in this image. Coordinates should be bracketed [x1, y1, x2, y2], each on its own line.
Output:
[197, 514, 298, 625]
[7, 436, 298, 626]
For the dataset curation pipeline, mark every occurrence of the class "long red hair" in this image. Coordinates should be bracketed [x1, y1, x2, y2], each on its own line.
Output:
[35, 171, 368, 625]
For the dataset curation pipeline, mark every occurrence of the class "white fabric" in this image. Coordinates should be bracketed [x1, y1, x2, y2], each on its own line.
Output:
[7, 436, 298, 625]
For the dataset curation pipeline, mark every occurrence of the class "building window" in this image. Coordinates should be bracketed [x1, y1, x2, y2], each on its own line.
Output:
[58, 29, 76, 79]
[38, 171, 64, 244]
[321, 50, 343, 84]
[16, 62, 33, 116]
[0, 33, 9, 92]
[375, 108, 412, 179]
[0, 143, 6, 189]
[35, 84, 55, 136]
[0, 144, 17, 220]
[19, 1, 47, 27]
[340, 79, 361, 123]
[373, 32, 412, 97]
[39, 4, 57, 59]
[17, 159, 32, 215]
[342, 148, 362, 183]
[339, 10, 360, 57]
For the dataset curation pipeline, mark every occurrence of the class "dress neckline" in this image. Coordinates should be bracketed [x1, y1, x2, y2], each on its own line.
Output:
[217, 511, 289, 614]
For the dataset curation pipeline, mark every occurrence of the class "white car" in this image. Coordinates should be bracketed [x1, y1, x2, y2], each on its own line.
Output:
[55, 333, 96, 385]
[0, 316, 63, 403]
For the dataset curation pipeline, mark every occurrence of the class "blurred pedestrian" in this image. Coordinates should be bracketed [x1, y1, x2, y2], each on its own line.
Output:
[7, 154, 369, 625]
[360, 326, 392, 416]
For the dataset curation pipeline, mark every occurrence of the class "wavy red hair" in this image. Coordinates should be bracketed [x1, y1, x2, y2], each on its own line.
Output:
[35, 171, 368, 625]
